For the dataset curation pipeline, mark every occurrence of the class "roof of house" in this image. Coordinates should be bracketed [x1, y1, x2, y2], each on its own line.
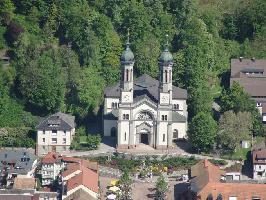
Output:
[13, 177, 36, 190]
[230, 58, 266, 78]
[230, 58, 266, 98]
[36, 112, 75, 131]
[0, 150, 37, 175]
[190, 159, 266, 198]
[62, 157, 98, 172]
[253, 149, 266, 165]
[42, 152, 64, 164]
[104, 74, 187, 101]
[65, 163, 99, 194]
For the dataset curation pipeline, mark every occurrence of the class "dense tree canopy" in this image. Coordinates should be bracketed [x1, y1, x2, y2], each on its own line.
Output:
[0, 0, 265, 148]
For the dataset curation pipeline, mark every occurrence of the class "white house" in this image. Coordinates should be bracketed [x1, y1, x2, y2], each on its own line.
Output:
[253, 149, 266, 180]
[41, 152, 66, 186]
[103, 38, 188, 149]
[36, 112, 75, 156]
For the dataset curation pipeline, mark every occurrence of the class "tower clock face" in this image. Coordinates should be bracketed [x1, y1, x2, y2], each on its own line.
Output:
[161, 94, 169, 104]
[123, 95, 130, 102]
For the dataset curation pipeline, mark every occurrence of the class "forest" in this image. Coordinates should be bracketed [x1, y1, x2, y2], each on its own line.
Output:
[0, 0, 265, 151]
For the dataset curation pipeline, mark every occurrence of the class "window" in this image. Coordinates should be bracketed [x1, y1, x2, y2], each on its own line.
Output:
[229, 197, 237, 200]
[252, 197, 261, 200]
[257, 102, 262, 107]
[126, 69, 129, 81]
[173, 130, 178, 139]
[162, 115, 167, 121]
[63, 130, 67, 136]
[163, 134, 165, 142]
[52, 138, 57, 144]
[123, 114, 129, 120]
[63, 138, 66, 144]
[43, 130, 45, 134]
[43, 146, 46, 150]
[124, 132, 127, 141]
[259, 165, 261, 169]
[174, 104, 179, 110]
[165, 70, 168, 83]
[52, 130, 57, 136]
[42, 138, 45, 143]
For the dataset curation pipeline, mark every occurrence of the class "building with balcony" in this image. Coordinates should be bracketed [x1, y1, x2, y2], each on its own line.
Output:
[36, 112, 75, 156]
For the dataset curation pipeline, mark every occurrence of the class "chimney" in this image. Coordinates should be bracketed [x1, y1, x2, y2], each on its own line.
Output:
[239, 57, 243, 62]
[251, 57, 255, 62]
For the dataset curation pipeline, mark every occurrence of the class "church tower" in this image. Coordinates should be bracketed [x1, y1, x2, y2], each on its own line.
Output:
[120, 32, 134, 103]
[158, 35, 173, 105]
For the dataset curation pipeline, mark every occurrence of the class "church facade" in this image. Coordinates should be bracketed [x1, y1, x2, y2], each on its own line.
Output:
[103, 40, 188, 149]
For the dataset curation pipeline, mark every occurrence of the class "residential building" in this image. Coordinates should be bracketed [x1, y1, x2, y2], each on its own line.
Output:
[103, 37, 188, 149]
[62, 163, 99, 200]
[0, 150, 38, 187]
[41, 152, 66, 186]
[41, 152, 98, 187]
[183, 159, 266, 199]
[253, 148, 266, 180]
[36, 112, 75, 156]
[0, 189, 57, 200]
[230, 58, 266, 123]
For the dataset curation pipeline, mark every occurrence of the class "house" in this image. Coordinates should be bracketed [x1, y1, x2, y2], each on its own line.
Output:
[0, 189, 57, 200]
[36, 112, 75, 156]
[252, 148, 266, 180]
[41, 152, 66, 186]
[62, 162, 99, 200]
[41, 152, 98, 187]
[183, 159, 266, 199]
[0, 150, 38, 187]
[230, 58, 266, 123]
[103, 37, 188, 149]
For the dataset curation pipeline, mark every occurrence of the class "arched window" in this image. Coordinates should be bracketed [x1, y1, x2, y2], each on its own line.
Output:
[130, 69, 133, 81]
[169, 70, 172, 83]
[126, 114, 129, 120]
[163, 134, 165, 142]
[112, 102, 115, 108]
[165, 115, 167, 120]
[173, 129, 178, 139]
[126, 69, 129, 81]
[111, 127, 117, 137]
[165, 70, 168, 83]
[161, 115, 164, 121]
[124, 132, 127, 141]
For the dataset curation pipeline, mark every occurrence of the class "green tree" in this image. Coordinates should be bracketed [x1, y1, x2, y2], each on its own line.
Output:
[217, 111, 252, 151]
[188, 112, 217, 152]
[155, 174, 168, 200]
[220, 82, 263, 136]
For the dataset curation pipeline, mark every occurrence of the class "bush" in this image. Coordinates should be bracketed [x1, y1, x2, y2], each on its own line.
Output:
[208, 159, 228, 166]
[71, 134, 101, 150]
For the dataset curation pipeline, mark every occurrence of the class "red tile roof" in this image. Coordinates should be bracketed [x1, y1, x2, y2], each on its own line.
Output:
[42, 152, 63, 164]
[189, 159, 266, 199]
[66, 164, 99, 193]
[253, 149, 266, 165]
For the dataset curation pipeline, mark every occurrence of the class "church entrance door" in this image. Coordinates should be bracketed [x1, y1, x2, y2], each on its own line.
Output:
[140, 134, 149, 145]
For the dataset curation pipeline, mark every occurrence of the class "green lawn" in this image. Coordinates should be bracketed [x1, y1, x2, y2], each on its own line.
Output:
[222, 148, 251, 161]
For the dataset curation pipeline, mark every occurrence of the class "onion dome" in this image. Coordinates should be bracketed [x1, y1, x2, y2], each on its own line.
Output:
[121, 42, 134, 62]
[159, 34, 173, 64]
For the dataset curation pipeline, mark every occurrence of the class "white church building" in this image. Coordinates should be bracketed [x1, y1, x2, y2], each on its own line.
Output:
[103, 38, 188, 149]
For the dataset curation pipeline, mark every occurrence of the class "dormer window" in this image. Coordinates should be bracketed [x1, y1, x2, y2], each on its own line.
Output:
[257, 102, 262, 107]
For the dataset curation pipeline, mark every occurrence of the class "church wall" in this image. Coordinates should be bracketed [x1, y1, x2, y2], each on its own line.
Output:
[157, 122, 168, 146]
[118, 121, 130, 145]
[172, 99, 187, 116]
[104, 98, 120, 114]
[103, 120, 117, 136]
[132, 103, 157, 119]
[172, 122, 187, 139]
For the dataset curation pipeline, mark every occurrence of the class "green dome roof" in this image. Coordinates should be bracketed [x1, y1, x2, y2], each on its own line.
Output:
[121, 44, 134, 62]
[159, 47, 173, 63]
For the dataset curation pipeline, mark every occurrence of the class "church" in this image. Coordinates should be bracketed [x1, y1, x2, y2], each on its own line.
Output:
[103, 37, 188, 149]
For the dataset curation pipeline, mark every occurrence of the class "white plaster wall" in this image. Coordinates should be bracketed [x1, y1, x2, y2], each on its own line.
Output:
[172, 123, 187, 139]
[105, 98, 120, 114]
[37, 129, 73, 147]
[158, 122, 168, 145]
[172, 99, 187, 117]
[118, 121, 130, 145]
[103, 120, 117, 136]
